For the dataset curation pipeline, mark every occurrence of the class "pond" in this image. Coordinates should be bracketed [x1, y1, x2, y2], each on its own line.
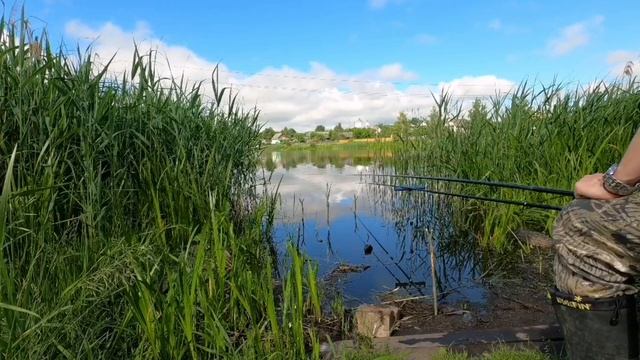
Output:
[260, 146, 488, 308]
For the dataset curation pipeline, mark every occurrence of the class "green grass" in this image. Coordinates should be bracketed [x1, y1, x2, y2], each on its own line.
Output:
[396, 80, 640, 251]
[433, 346, 557, 360]
[337, 342, 407, 360]
[0, 15, 323, 359]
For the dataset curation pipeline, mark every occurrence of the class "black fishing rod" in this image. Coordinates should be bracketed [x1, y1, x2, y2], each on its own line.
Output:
[371, 183, 565, 211]
[359, 173, 575, 198]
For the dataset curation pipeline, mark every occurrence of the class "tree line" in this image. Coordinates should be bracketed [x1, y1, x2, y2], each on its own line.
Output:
[261, 99, 490, 144]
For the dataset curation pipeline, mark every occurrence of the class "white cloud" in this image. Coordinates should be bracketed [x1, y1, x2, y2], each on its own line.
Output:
[608, 50, 638, 65]
[64, 20, 515, 131]
[548, 15, 604, 57]
[372, 63, 418, 81]
[607, 50, 639, 76]
[413, 33, 438, 45]
[436, 75, 515, 98]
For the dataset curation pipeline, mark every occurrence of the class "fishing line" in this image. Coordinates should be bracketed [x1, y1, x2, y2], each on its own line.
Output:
[350, 223, 419, 293]
[355, 214, 426, 295]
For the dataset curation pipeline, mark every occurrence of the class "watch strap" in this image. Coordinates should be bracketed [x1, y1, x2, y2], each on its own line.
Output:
[603, 165, 639, 196]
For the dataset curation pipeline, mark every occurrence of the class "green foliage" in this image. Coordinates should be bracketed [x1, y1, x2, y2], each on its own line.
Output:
[262, 142, 395, 170]
[393, 112, 412, 139]
[353, 128, 376, 139]
[432, 349, 470, 360]
[338, 344, 407, 360]
[310, 131, 330, 142]
[282, 127, 297, 138]
[294, 133, 307, 143]
[315, 125, 326, 132]
[432, 346, 555, 359]
[377, 124, 395, 137]
[329, 129, 341, 141]
[397, 81, 640, 251]
[468, 99, 489, 122]
[0, 16, 322, 359]
[262, 127, 276, 141]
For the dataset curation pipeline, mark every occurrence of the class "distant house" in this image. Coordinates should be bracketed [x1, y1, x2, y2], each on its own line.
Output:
[271, 132, 289, 144]
[354, 118, 371, 129]
[446, 118, 467, 133]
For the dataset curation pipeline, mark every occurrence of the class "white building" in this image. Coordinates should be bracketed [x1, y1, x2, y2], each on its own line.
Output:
[271, 132, 288, 144]
[446, 118, 467, 133]
[353, 118, 371, 129]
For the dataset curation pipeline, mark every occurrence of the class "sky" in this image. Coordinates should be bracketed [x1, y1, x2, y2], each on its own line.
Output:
[19, 0, 640, 130]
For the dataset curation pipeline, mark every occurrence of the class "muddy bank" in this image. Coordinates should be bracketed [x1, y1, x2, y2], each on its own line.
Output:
[387, 249, 556, 335]
[324, 246, 558, 339]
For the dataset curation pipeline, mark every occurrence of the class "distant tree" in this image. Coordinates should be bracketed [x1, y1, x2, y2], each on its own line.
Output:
[281, 127, 297, 138]
[334, 122, 343, 131]
[294, 133, 306, 143]
[262, 127, 276, 141]
[328, 130, 340, 141]
[353, 128, 375, 139]
[468, 99, 489, 122]
[427, 107, 440, 123]
[311, 132, 327, 142]
[393, 112, 411, 137]
[315, 125, 326, 132]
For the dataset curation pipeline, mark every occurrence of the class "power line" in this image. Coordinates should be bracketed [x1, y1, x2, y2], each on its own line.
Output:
[99, 71, 504, 99]
[100, 58, 513, 89]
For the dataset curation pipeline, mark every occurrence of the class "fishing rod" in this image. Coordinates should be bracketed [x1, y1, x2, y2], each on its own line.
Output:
[370, 183, 564, 211]
[359, 173, 575, 198]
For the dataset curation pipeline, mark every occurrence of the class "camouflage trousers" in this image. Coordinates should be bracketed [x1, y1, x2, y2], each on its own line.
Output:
[554, 193, 640, 298]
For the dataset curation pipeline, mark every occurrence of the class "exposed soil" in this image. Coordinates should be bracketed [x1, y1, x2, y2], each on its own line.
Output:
[315, 243, 560, 343]
[385, 248, 558, 336]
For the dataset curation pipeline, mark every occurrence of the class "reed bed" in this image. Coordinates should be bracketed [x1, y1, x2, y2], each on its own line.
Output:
[0, 17, 322, 359]
[395, 79, 640, 251]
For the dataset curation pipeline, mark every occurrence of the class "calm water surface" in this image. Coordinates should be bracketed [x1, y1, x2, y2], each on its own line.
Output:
[261, 147, 487, 307]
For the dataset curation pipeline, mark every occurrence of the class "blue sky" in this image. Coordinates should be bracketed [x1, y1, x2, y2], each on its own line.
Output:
[22, 0, 640, 129]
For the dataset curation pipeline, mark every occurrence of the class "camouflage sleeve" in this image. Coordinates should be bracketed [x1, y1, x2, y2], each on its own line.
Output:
[553, 193, 640, 298]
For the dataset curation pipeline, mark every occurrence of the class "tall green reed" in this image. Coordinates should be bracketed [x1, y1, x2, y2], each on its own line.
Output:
[0, 15, 322, 359]
[396, 80, 640, 251]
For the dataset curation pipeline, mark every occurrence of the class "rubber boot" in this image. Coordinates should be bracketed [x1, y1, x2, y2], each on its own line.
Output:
[549, 287, 639, 360]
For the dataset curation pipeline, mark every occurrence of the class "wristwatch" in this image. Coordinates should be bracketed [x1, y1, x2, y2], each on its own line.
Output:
[603, 164, 640, 196]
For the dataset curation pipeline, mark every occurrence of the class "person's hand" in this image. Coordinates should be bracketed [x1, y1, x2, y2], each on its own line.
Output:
[574, 173, 620, 200]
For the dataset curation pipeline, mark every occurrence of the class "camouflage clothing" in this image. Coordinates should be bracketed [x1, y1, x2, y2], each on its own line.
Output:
[553, 193, 640, 298]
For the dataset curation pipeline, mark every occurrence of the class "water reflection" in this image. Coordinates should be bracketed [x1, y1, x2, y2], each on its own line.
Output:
[261, 147, 486, 307]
